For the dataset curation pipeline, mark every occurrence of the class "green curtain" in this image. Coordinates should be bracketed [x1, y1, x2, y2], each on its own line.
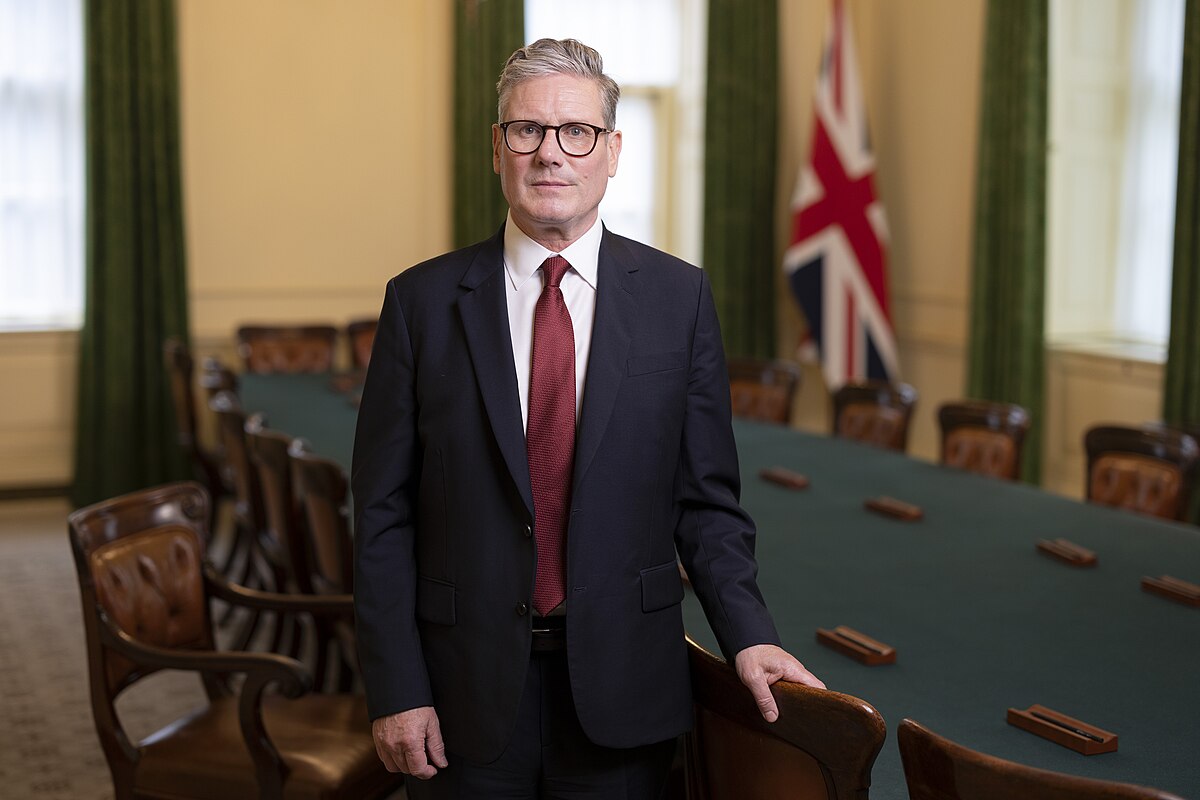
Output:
[72, 0, 190, 507]
[454, 0, 524, 248]
[967, 0, 1049, 484]
[1164, 0, 1200, 429]
[702, 0, 778, 359]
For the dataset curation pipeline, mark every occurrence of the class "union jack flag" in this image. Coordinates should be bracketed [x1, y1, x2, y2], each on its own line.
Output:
[783, 0, 898, 389]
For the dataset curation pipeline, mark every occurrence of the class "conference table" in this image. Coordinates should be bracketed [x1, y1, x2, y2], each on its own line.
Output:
[240, 373, 1200, 798]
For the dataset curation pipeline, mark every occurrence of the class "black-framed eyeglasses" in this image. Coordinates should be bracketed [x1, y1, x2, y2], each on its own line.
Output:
[499, 120, 612, 157]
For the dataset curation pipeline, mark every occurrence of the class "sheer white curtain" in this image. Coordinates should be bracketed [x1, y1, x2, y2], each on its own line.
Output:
[0, 0, 84, 330]
[1112, 0, 1185, 344]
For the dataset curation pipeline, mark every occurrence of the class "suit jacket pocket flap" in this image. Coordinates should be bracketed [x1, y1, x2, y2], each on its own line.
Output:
[416, 576, 456, 626]
[640, 560, 685, 612]
[627, 350, 687, 377]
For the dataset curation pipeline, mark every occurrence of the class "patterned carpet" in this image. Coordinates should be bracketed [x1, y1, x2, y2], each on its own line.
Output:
[0, 499, 208, 799]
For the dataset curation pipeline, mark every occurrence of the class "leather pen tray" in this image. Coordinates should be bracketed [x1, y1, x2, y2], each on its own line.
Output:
[1036, 538, 1097, 566]
[864, 495, 923, 521]
[815, 626, 896, 665]
[759, 466, 810, 490]
[1141, 575, 1200, 607]
[1007, 704, 1117, 755]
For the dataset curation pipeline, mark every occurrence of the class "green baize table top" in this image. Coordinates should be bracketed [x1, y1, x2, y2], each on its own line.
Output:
[241, 373, 1200, 798]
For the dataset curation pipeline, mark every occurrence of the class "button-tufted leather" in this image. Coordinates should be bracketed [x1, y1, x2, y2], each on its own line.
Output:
[838, 404, 906, 450]
[1090, 454, 1183, 520]
[944, 429, 1018, 480]
[237, 326, 338, 375]
[91, 525, 209, 690]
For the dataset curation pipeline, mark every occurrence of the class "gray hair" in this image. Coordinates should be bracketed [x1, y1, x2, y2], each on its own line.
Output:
[496, 38, 620, 130]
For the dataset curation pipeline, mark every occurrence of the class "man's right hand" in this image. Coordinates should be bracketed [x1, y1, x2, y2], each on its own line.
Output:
[371, 706, 448, 780]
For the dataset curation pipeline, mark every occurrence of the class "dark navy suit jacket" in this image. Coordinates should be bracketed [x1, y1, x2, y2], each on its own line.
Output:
[352, 225, 780, 763]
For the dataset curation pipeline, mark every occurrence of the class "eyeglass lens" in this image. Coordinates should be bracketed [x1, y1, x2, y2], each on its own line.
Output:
[505, 122, 600, 156]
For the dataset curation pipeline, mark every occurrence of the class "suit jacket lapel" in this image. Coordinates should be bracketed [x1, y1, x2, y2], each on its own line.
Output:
[574, 229, 637, 493]
[457, 230, 535, 517]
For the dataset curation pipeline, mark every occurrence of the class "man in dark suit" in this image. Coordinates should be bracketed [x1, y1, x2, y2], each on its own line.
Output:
[353, 38, 824, 799]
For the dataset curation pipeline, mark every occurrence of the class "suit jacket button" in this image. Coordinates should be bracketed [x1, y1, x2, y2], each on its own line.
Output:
[516, 602, 528, 616]
[523, 524, 532, 538]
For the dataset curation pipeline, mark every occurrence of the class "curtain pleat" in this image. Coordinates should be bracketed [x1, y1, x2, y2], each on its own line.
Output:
[967, 0, 1049, 484]
[1164, 0, 1200, 428]
[702, 0, 779, 359]
[72, 0, 190, 507]
[454, 0, 524, 248]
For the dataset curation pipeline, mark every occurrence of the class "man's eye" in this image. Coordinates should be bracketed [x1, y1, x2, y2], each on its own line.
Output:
[518, 124, 541, 137]
[565, 125, 586, 138]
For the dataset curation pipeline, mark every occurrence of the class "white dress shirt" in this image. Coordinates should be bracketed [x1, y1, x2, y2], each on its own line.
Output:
[503, 211, 601, 431]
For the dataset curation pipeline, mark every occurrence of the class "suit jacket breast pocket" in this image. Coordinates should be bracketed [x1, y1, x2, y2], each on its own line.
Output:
[640, 560, 685, 613]
[416, 575, 456, 626]
[627, 350, 687, 377]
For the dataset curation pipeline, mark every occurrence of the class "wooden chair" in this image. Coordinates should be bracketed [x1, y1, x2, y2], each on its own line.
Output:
[1083, 424, 1199, 521]
[289, 438, 359, 686]
[67, 482, 402, 800]
[210, 390, 271, 645]
[684, 637, 885, 800]
[728, 358, 803, 425]
[937, 400, 1031, 481]
[163, 338, 227, 512]
[236, 325, 338, 374]
[346, 318, 378, 371]
[244, 417, 314, 661]
[897, 719, 1184, 799]
[831, 380, 918, 452]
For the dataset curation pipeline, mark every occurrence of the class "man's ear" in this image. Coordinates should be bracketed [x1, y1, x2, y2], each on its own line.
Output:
[606, 129, 622, 178]
[492, 124, 504, 174]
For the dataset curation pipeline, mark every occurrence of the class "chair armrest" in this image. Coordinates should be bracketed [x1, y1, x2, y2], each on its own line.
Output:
[204, 562, 354, 617]
[99, 610, 312, 798]
[97, 610, 311, 697]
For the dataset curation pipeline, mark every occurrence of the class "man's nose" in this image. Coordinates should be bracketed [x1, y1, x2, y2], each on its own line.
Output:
[534, 128, 566, 164]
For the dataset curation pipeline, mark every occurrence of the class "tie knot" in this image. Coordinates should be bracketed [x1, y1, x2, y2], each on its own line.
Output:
[541, 256, 570, 288]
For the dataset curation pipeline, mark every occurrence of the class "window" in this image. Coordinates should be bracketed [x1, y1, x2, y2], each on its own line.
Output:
[0, 0, 85, 331]
[1047, 0, 1185, 352]
[525, 0, 706, 263]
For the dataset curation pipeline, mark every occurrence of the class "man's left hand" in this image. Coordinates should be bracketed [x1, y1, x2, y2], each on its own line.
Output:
[734, 644, 826, 723]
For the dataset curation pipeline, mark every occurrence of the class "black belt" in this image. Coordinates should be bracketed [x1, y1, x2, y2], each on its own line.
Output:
[531, 616, 566, 653]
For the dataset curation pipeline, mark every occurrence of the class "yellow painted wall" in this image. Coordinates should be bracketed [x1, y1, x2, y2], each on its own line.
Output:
[179, 0, 454, 352]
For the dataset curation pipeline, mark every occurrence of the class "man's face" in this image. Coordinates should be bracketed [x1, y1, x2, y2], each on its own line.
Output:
[493, 74, 621, 249]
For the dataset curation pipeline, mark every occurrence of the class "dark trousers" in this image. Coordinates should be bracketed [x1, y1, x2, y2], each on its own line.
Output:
[405, 650, 676, 800]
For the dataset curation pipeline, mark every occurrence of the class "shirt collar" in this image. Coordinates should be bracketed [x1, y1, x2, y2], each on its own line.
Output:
[502, 211, 603, 291]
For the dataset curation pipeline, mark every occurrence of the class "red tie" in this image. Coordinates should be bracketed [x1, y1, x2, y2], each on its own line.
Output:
[527, 255, 575, 616]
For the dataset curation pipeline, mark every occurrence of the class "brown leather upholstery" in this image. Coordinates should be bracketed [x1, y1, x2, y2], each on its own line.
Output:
[289, 439, 354, 595]
[289, 439, 360, 686]
[68, 482, 400, 800]
[831, 380, 918, 452]
[237, 325, 338, 374]
[727, 358, 803, 425]
[937, 400, 1031, 481]
[346, 318, 378, 370]
[898, 719, 1184, 800]
[1084, 425, 1199, 521]
[684, 637, 885, 800]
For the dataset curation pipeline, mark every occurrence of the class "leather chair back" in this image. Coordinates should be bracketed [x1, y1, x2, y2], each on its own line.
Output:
[898, 719, 1184, 799]
[1084, 425, 1199, 521]
[288, 439, 354, 594]
[685, 637, 885, 800]
[245, 417, 313, 592]
[236, 325, 338, 374]
[727, 358, 802, 425]
[831, 380, 918, 452]
[937, 400, 1031, 481]
[346, 318, 378, 371]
